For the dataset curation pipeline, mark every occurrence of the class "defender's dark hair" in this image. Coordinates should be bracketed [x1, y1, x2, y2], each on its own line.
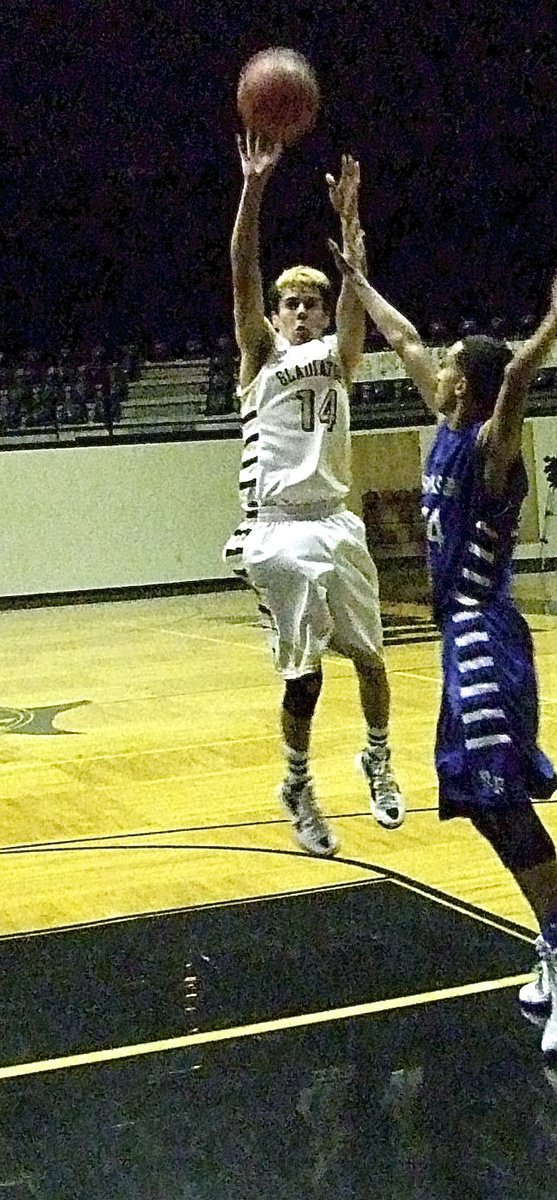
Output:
[456, 335, 513, 417]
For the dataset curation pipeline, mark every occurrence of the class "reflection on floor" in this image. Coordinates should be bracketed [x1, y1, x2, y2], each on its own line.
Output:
[2, 992, 557, 1200]
[0, 879, 552, 1197]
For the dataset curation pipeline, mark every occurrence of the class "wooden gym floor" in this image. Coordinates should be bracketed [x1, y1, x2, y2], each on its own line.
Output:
[1, 575, 557, 1197]
[1, 577, 556, 935]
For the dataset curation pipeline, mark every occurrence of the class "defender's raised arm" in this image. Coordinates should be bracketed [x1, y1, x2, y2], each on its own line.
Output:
[482, 272, 557, 483]
[326, 155, 366, 379]
[328, 238, 438, 411]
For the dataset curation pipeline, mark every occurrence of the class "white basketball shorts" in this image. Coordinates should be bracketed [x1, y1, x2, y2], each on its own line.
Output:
[241, 508, 384, 679]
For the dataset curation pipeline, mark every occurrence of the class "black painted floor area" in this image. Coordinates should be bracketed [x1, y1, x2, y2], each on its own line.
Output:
[0, 880, 548, 1198]
[0, 993, 555, 1199]
[0, 880, 534, 1064]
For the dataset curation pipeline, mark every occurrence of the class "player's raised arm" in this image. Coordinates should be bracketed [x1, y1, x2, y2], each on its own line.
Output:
[231, 132, 282, 387]
[326, 155, 366, 379]
[328, 239, 438, 412]
[482, 271, 557, 488]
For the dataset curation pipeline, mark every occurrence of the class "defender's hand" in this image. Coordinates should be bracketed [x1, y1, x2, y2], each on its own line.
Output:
[328, 238, 369, 291]
[326, 154, 360, 222]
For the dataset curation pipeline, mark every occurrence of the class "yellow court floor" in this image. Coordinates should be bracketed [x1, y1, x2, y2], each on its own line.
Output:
[1, 582, 557, 936]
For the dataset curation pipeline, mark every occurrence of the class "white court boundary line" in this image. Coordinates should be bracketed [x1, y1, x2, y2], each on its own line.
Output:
[0, 972, 533, 1080]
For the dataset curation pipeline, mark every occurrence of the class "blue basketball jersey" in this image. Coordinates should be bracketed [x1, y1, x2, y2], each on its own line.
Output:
[422, 419, 556, 815]
[422, 420, 527, 624]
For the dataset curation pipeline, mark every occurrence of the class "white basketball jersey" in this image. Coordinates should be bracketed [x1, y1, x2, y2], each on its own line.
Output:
[238, 333, 351, 512]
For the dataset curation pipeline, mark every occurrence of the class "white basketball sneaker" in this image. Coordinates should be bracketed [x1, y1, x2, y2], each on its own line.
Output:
[537, 936, 557, 1058]
[279, 780, 339, 857]
[356, 749, 406, 830]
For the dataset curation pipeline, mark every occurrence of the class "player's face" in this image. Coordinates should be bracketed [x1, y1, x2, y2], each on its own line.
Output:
[435, 341, 465, 414]
[272, 287, 330, 344]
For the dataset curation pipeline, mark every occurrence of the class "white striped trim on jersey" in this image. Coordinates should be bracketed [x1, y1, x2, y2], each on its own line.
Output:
[465, 733, 512, 749]
[462, 566, 492, 587]
[453, 592, 479, 607]
[457, 656, 494, 672]
[469, 543, 495, 563]
[448, 503, 516, 766]
[462, 707, 506, 724]
[476, 521, 498, 539]
[460, 681, 500, 698]
[453, 604, 512, 759]
[455, 630, 489, 647]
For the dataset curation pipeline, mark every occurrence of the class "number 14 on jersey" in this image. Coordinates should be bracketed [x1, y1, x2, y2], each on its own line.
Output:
[296, 388, 338, 433]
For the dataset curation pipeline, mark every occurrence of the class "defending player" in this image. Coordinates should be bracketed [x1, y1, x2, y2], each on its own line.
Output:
[224, 134, 405, 857]
[329, 238, 557, 1057]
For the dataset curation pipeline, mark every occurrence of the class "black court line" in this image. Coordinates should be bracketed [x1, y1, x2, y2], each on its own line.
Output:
[0, 794, 555, 857]
[0, 812, 374, 854]
[0, 840, 536, 944]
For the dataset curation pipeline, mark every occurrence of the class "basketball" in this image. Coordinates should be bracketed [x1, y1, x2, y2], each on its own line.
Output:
[237, 48, 320, 145]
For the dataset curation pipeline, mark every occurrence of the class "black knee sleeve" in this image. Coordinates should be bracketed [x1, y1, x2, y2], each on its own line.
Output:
[283, 671, 323, 721]
[470, 805, 556, 872]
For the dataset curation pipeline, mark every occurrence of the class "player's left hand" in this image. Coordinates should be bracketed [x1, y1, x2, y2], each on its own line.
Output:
[326, 154, 360, 222]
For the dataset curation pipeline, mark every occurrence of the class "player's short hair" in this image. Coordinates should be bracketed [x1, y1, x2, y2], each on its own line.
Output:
[456, 335, 514, 416]
[267, 266, 334, 315]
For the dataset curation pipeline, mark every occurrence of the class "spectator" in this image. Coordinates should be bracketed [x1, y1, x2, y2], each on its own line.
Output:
[0, 354, 12, 431]
[518, 313, 537, 339]
[120, 342, 142, 382]
[366, 326, 386, 350]
[23, 350, 43, 426]
[73, 362, 90, 423]
[88, 344, 113, 428]
[109, 353, 128, 424]
[152, 339, 169, 362]
[427, 320, 449, 345]
[488, 314, 509, 340]
[457, 316, 480, 338]
[58, 346, 80, 424]
[39, 359, 65, 427]
[206, 334, 236, 415]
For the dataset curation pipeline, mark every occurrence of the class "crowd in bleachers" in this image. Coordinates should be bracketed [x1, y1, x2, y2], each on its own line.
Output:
[0, 344, 143, 433]
[0, 313, 552, 438]
[365, 311, 539, 351]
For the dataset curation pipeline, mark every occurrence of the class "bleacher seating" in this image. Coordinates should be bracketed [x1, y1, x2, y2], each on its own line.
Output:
[121, 358, 210, 427]
[2, 342, 557, 444]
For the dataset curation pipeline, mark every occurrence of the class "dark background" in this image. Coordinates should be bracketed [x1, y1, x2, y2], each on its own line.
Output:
[0, 0, 556, 354]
